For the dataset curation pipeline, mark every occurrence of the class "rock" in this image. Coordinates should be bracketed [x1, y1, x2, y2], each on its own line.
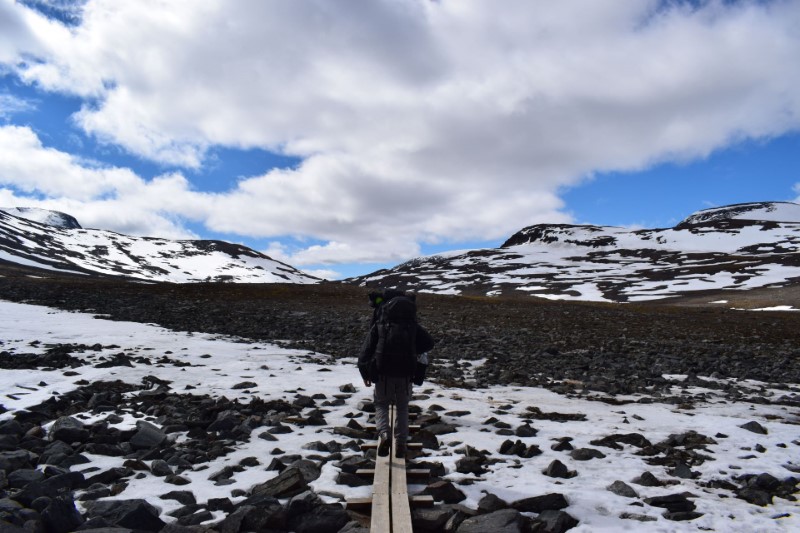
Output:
[336, 472, 370, 487]
[215, 501, 286, 533]
[12, 471, 85, 507]
[456, 456, 487, 475]
[150, 459, 173, 477]
[129, 421, 166, 450]
[425, 423, 458, 435]
[739, 421, 768, 435]
[511, 493, 568, 513]
[83, 499, 165, 532]
[251, 467, 308, 499]
[531, 509, 579, 533]
[607, 480, 638, 498]
[410, 429, 440, 450]
[413, 506, 457, 531]
[543, 460, 576, 479]
[644, 493, 696, 513]
[7, 468, 45, 488]
[590, 433, 652, 450]
[477, 493, 508, 513]
[515, 424, 537, 438]
[456, 509, 524, 533]
[41, 495, 84, 533]
[570, 448, 606, 461]
[49, 416, 90, 444]
[0, 450, 35, 472]
[160, 491, 196, 505]
[288, 503, 349, 533]
[424, 480, 466, 503]
[632, 471, 664, 487]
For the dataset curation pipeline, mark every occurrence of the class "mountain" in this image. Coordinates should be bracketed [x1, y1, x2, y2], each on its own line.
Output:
[0, 208, 319, 284]
[350, 201, 800, 302]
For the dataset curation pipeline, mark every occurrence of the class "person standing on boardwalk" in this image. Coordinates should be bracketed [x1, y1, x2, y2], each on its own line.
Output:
[358, 290, 435, 458]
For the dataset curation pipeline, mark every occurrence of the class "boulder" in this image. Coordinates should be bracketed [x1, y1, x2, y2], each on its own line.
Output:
[511, 493, 568, 513]
[250, 467, 308, 499]
[456, 509, 524, 533]
[49, 417, 89, 444]
[83, 499, 165, 532]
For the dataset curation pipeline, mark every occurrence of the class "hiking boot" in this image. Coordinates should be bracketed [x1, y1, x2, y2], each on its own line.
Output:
[394, 440, 407, 459]
[377, 432, 390, 457]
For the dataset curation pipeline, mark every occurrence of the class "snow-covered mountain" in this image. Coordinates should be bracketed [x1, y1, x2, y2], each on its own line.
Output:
[0, 208, 318, 284]
[351, 201, 800, 302]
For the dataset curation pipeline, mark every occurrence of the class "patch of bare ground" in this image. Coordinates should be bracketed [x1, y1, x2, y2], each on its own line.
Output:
[1, 263, 799, 394]
[646, 282, 800, 309]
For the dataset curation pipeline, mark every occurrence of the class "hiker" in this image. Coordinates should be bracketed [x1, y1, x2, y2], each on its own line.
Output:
[358, 290, 435, 458]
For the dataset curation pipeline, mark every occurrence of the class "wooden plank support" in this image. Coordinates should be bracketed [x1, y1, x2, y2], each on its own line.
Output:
[370, 451, 391, 532]
[390, 453, 413, 532]
[360, 441, 422, 452]
[356, 468, 430, 481]
[347, 404, 423, 531]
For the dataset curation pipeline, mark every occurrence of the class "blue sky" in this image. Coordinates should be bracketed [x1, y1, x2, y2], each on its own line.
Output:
[1, 0, 799, 279]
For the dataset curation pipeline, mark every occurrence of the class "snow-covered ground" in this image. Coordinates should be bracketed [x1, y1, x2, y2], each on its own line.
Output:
[1, 300, 798, 531]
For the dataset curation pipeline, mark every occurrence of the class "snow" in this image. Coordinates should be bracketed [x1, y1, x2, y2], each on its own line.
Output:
[0, 210, 318, 284]
[681, 202, 800, 225]
[1, 299, 798, 532]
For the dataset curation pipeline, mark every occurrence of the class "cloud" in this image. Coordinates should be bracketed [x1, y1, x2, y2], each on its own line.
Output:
[1, 0, 800, 265]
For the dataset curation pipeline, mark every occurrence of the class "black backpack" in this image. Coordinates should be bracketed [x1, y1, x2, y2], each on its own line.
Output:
[374, 295, 418, 377]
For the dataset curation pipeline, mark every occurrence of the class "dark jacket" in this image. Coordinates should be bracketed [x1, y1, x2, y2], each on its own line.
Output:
[358, 323, 434, 383]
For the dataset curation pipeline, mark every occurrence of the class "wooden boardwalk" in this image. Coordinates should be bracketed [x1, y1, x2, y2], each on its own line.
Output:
[346, 405, 431, 532]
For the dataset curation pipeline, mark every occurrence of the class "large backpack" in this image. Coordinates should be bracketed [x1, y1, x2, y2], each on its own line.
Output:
[374, 295, 418, 377]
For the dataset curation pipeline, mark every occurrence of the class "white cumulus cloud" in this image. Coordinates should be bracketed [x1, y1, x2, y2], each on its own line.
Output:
[1, 0, 799, 267]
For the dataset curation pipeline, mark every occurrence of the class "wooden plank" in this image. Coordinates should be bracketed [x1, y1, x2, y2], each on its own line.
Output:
[344, 497, 372, 512]
[390, 454, 413, 533]
[370, 451, 391, 532]
[361, 441, 423, 452]
[410, 494, 435, 508]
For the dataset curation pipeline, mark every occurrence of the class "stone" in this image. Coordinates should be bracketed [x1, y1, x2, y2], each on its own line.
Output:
[336, 472, 370, 487]
[511, 493, 568, 513]
[49, 416, 90, 444]
[632, 471, 664, 487]
[0, 450, 35, 472]
[531, 510, 579, 533]
[424, 480, 466, 503]
[413, 506, 457, 531]
[129, 421, 167, 450]
[287, 503, 349, 533]
[150, 459, 173, 477]
[160, 491, 196, 505]
[410, 429, 440, 450]
[251, 467, 308, 499]
[425, 423, 458, 435]
[570, 448, 606, 461]
[41, 495, 84, 533]
[607, 480, 638, 498]
[739, 421, 768, 435]
[12, 471, 85, 507]
[515, 424, 537, 438]
[644, 494, 696, 513]
[543, 460, 576, 479]
[7, 468, 45, 488]
[83, 499, 165, 531]
[456, 509, 524, 533]
[215, 503, 286, 533]
[477, 493, 508, 513]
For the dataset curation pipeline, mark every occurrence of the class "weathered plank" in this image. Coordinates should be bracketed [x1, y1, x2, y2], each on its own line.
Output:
[370, 451, 391, 532]
[390, 454, 413, 533]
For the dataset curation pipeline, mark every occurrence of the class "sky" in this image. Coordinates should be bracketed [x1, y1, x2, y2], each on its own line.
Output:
[0, 0, 799, 279]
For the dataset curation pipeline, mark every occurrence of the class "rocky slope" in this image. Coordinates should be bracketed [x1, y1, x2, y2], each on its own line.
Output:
[0, 208, 318, 284]
[1, 267, 799, 395]
[351, 201, 800, 302]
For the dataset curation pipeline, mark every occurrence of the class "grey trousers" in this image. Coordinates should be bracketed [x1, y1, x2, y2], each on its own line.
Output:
[374, 376, 412, 444]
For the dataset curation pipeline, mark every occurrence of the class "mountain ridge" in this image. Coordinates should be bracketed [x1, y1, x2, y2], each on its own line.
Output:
[0, 209, 318, 284]
[352, 201, 800, 303]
